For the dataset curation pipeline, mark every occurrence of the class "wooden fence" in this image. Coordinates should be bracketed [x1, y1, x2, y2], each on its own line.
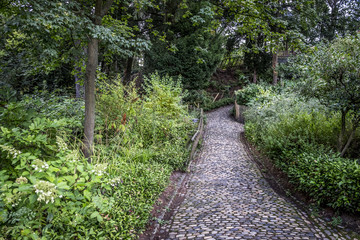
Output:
[187, 108, 204, 172]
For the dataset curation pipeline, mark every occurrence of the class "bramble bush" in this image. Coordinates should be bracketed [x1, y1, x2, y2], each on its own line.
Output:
[243, 83, 360, 212]
[0, 74, 196, 239]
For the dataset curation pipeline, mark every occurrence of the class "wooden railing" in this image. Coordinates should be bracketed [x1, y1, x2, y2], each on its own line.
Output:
[187, 108, 204, 172]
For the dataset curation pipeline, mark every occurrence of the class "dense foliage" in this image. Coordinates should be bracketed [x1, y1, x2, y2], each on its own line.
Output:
[243, 82, 360, 212]
[0, 74, 196, 239]
[281, 34, 360, 157]
[1, 0, 360, 237]
[144, 1, 225, 90]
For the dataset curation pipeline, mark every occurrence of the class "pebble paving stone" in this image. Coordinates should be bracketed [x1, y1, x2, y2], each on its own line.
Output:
[162, 106, 360, 240]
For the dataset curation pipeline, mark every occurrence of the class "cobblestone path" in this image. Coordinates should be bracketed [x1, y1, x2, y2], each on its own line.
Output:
[161, 106, 359, 240]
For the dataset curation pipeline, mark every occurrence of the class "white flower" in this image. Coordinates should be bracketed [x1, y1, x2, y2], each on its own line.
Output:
[56, 136, 68, 151]
[31, 159, 49, 172]
[92, 164, 108, 176]
[33, 180, 57, 204]
[15, 176, 28, 184]
[0, 144, 21, 159]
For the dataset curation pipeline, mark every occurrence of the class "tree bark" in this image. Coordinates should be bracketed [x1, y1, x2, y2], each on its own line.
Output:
[83, 0, 114, 159]
[83, 38, 99, 159]
[272, 52, 278, 85]
[340, 117, 360, 157]
[337, 109, 347, 152]
[253, 68, 257, 84]
[123, 56, 134, 84]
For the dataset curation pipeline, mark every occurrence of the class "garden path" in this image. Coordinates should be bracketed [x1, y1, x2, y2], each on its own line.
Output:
[157, 106, 359, 240]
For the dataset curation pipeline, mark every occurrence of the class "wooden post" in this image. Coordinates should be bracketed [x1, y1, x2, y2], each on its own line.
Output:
[187, 108, 204, 172]
[235, 100, 240, 121]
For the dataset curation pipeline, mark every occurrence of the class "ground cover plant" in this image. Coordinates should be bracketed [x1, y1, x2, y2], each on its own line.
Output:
[0, 73, 196, 239]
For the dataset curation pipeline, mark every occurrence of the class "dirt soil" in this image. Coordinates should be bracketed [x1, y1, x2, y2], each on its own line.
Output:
[207, 69, 242, 100]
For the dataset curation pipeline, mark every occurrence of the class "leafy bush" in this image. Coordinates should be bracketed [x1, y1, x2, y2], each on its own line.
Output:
[0, 74, 196, 238]
[96, 73, 195, 170]
[280, 34, 360, 157]
[0, 126, 170, 239]
[0, 91, 83, 133]
[243, 84, 360, 212]
[235, 83, 274, 106]
[245, 92, 339, 158]
[287, 149, 360, 212]
[184, 90, 233, 111]
[202, 97, 233, 112]
[184, 90, 213, 108]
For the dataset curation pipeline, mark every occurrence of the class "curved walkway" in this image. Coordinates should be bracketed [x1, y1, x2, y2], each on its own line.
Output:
[160, 106, 358, 240]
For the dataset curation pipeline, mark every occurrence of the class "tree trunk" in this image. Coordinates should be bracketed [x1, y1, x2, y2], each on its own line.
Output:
[83, 38, 99, 159]
[284, 40, 289, 56]
[253, 68, 257, 84]
[340, 118, 360, 157]
[272, 52, 278, 85]
[123, 56, 134, 84]
[82, 0, 114, 160]
[338, 109, 347, 152]
[75, 75, 82, 99]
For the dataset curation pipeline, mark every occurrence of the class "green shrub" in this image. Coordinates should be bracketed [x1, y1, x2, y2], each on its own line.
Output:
[244, 91, 338, 156]
[243, 84, 360, 212]
[184, 90, 233, 111]
[0, 91, 83, 133]
[203, 97, 233, 112]
[0, 126, 171, 239]
[96, 73, 195, 170]
[287, 149, 360, 212]
[0, 74, 196, 238]
[235, 83, 274, 106]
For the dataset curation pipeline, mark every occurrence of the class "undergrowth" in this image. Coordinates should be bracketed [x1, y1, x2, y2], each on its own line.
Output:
[0, 73, 196, 239]
[242, 83, 360, 213]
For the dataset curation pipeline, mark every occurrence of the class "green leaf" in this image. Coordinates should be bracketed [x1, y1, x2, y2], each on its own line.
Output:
[49, 166, 60, 172]
[83, 190, 92, 201]
[29, 194, 37, 204]
[18, 184, 32, 192]
[57, 181, 70, 190]
[90, 210, 99, 220]
[21, 228, 32, 236]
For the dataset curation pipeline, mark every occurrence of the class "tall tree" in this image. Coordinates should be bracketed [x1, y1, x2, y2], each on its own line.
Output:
[223, 0, 317, 84]
[292, 34, 360, 156]
[1, 0, 150, 159]
[83, 0, 114, 158]
[144, 0, 225, 90]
